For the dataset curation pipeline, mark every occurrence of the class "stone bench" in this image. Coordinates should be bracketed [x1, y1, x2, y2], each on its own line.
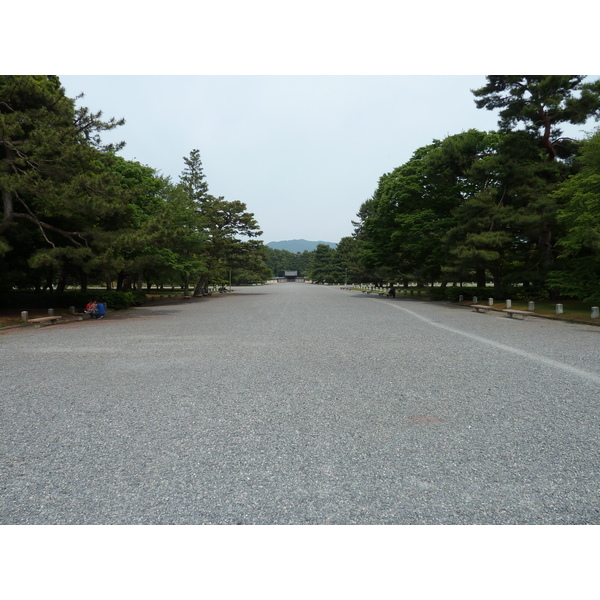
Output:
[503, 309, 529, 320]
[28, 316, 63, 326]
[471, 304, 493, 313]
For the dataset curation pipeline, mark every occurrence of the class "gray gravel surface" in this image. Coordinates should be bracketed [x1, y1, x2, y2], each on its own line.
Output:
[1, 284, 599, 524]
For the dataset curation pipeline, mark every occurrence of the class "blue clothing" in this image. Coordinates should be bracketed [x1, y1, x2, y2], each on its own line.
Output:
[92, 303, 106, 318]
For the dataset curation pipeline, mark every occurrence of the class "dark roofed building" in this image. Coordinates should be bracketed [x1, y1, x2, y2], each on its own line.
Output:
[275, 270, 305, 282]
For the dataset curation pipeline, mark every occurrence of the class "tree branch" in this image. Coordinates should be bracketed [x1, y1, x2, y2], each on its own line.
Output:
[3, 191, 89, 247]
[12, 212, 87, 247]
[539, 108, 556, 161]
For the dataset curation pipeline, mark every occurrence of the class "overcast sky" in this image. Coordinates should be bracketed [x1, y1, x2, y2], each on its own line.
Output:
[58, 75, 506, 243]
[59, 74, 599, 244]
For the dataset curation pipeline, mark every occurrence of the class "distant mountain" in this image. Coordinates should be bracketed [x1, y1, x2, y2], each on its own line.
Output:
[266, 239, 337, 252]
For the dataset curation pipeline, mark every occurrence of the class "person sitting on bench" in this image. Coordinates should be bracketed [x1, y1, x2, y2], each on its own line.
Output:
[92, 301, 106, 319]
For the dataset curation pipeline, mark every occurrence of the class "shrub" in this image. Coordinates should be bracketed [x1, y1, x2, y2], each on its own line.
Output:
[0, 290, 147, 311]
[513, 287, 550, 302]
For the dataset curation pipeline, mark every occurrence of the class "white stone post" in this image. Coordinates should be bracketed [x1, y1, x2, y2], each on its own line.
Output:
[473, 296, 477, 304]
[592, 307, 599, 319]
[556, 304, 563, 315]
[48, 308, 54, 316]
[506, 300, 512, 309]
[528, 301, 535, 311]
[488, 298, 494, 306]
[21, 311, 28, 323]
[459, 295, 463, 302]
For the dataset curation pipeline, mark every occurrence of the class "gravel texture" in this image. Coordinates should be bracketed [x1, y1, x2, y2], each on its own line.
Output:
[1, 284, 598, 524]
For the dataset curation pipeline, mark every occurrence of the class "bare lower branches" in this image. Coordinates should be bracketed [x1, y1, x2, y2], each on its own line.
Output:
[1, 188, 87, 247]
[12, 211, 87, 247]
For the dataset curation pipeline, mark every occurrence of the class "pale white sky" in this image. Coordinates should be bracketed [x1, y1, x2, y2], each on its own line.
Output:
[57, 73, 599, 244]
[60, 75, 505, 243]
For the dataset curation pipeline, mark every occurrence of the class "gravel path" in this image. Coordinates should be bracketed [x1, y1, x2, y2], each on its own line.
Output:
[1, 284, 598, 524]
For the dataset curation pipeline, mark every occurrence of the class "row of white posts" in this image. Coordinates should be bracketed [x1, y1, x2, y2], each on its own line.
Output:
[20, 308, 58, 322]
[460, 295, 600, 319]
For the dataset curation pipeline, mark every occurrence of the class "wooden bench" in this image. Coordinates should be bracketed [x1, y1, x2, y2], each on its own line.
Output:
[471, 304, 493, 313]
[28, 316, 63, 326]
[503, 309, 529, 320]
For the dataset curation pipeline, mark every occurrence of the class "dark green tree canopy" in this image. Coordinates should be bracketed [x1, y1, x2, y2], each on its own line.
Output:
[473, 75, 600, 161]
[1, 75, 125, 243]
[1, 77, 269, 294]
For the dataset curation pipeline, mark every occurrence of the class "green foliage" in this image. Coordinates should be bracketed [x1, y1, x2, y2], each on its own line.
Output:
[429, 286, 499, 302]
[309, 244, 339, 283]
[354, 76, 600, 299]
[1, 82, 267, 295]
[553, 130, 600, 256]
[264, 247, 314, 278]
[5, 74, 600, 303]
[176, 149, 266, 294]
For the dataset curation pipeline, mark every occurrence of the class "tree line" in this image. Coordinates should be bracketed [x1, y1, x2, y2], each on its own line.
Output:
[350, 76, 600, 301]
[4, 75, 600, 302]
[264, 238, 369, 284]
[0, 76, 271, 298]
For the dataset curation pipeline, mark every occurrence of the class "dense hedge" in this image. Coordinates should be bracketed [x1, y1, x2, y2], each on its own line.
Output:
[0, 290, 147, 311]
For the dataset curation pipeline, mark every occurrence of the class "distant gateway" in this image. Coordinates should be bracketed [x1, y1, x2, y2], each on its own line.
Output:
[275, 270, 305, 282]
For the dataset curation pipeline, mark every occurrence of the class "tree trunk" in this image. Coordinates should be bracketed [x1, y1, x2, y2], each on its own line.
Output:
[493, 273, 501, 288]
[194, 274, 209, 296]
[121, 275, 132, 292]
[56, 268, 68, 294]
[540, 219, 554, 270]
[193, 280, 203, 296]
[475, 266, 486, 288]
[80, 270, 88, 293]
[0, 189, 15, 235]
